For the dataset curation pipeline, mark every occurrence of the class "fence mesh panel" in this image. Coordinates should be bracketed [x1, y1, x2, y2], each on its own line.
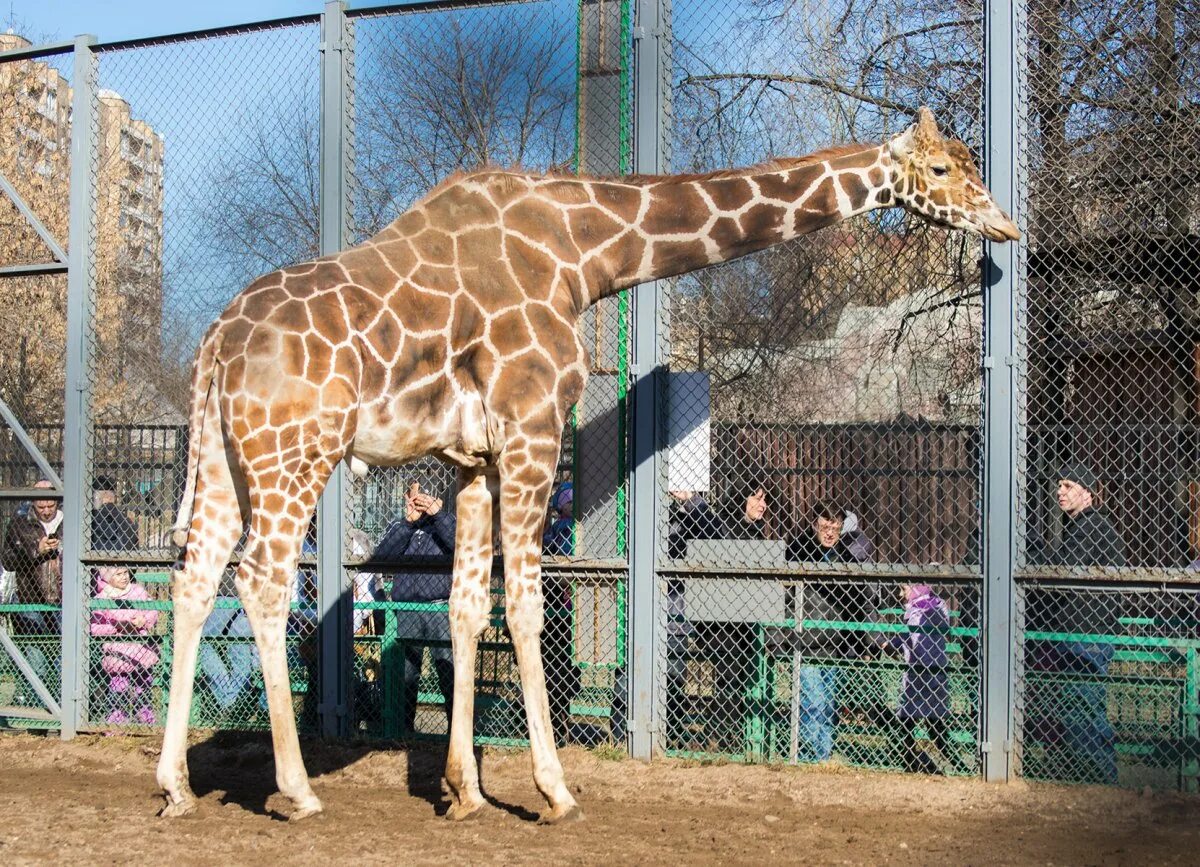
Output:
[79, 22, 322, 732]
[663, 0, 986, 573]
[656, 575, 980, 771]
[0, 42, 73, 729]
[1012, 0, 1200, 789]
[344, 2, 629, 743]
[652, 0, 985, 772]
[1016, 582, 1200, 790]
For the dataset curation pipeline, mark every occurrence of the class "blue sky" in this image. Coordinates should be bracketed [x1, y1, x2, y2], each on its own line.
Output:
[7, 1, 327, 44]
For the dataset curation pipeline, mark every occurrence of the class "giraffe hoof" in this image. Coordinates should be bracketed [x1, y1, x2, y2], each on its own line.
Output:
[159, 798, 198, 819]
[445, 799, 487, 822]
[288, 796, 324, 822]
[537, 803, 584, 825]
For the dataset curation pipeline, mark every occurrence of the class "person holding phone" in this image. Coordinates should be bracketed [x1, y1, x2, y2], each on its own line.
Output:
[3, 479, 65, 694]
[364, 481, 457, 735]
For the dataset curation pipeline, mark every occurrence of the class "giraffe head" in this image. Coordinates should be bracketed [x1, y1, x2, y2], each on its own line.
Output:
[887, 107, 1020, 243]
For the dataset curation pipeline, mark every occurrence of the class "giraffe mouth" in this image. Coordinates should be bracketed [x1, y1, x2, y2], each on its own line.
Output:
[980, 216, 1021, 243]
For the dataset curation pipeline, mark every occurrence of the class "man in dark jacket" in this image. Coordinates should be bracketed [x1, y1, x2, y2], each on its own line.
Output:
[91, 475, 139, 552]
[1025, 462, 1125, 784]
[4, 479, 63, 627]
[3, 479, 63, 697]
[366, 482, 456, 735]
[785, 500, 877, 762]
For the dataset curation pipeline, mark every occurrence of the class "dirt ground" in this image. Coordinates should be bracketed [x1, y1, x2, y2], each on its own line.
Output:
[0, 732, 1197, 865]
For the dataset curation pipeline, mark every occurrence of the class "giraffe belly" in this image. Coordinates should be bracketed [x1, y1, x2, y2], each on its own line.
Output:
[347, 395, 496, 469]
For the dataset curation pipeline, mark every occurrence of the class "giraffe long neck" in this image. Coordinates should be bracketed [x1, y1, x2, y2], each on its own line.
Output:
[587, 142, 894, 300]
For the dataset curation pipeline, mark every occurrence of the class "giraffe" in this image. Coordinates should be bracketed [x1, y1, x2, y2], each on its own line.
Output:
[156, 106, 1017, 823]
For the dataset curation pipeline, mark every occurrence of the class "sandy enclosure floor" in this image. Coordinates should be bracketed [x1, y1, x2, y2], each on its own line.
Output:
[0, 732, 1197, 865]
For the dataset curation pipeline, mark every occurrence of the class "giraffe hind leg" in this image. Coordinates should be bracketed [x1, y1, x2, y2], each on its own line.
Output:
[158, 429, 248, 816]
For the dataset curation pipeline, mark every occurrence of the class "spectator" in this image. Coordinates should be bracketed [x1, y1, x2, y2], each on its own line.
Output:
[884, 583, 960, 774]
[3, 479, 63, 693]
[91, 475, 139, 552]
[721, 481, 769, 541]
[785, 500, 877, 762]
[543, 480, 574, 556]
[197, 592, 259, 719]
[666, 489, 724, 559]
[90, 566, 159, 726]
[367, 481, 456, 734]
[1025, 463, 1124, 785]
[541, 480, 580, 744]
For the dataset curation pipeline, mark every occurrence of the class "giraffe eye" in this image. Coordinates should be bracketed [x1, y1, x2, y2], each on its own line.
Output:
[931, 165, 949, 177]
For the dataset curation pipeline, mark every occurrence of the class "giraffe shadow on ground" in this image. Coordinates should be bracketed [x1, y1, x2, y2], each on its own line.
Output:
[185, 731, 539, 822]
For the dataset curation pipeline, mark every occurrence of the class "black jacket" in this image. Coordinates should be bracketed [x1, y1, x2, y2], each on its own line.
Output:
[91, 503, 139, 552]
[368, 510, 457, 603]
[1026, 506, 1126, 671]
[785, 529, 879, 657]
[3, 510, 62, 606]
[667, 497, 724, 559]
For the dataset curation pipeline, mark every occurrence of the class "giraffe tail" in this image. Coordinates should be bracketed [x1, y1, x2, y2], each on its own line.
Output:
[170, 328, 221, 548]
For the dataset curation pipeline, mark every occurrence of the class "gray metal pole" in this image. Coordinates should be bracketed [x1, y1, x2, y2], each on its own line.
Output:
[627, 0, 669, 761]
[60, 34, 99, 739]
[316, 0, 350, 739]
[0, 395, 63, 489]
[981, 0, 1021, 783]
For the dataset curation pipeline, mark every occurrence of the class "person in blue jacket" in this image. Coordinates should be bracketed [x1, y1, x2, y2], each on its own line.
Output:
[368, 482, 457, 734]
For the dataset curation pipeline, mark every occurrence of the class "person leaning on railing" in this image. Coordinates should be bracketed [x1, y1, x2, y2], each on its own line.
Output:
[1024, 462, 1126, 785]
[784, 500, 877, 763]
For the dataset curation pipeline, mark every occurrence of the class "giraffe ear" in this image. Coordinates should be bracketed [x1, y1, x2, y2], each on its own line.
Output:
[889, 106, 942, 161]
[888, 124, 918, 161]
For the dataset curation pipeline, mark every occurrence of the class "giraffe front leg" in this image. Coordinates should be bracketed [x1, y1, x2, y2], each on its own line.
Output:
[498, 444, 581, 824]
[443, 468, 496, 821]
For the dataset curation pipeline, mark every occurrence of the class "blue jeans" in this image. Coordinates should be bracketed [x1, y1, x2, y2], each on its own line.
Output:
[1059, 678, 1117, 785]
[799, 665, 840, 762]
[197, 607, 259, 711]
[1027, 641, 1117, 785]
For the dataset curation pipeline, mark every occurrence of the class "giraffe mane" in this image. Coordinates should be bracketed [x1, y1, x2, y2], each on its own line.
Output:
[408, 141, 882, 207]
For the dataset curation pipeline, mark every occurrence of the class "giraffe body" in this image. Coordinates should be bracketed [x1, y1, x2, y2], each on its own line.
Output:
[157, 108, 1016, 821]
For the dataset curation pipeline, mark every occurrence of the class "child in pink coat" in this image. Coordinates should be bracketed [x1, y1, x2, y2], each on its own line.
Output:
[90, 566, 159, 725]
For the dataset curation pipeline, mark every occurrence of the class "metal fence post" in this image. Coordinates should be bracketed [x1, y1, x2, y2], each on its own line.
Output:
[628, 0, 669, 760]
[60, 34, 99, 739]
[317, 0, 350, 739]
[981, 0, 1021, 782]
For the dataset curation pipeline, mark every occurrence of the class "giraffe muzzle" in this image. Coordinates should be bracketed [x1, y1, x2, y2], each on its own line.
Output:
[981, 212, 1020, 243]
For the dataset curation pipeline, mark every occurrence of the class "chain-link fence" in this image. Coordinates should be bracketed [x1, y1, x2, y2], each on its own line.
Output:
[1011, 0, 1200, 788]
[1, 0, 1198, 793]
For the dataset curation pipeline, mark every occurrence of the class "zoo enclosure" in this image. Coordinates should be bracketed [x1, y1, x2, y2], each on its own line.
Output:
[0, 0, 1197, 793]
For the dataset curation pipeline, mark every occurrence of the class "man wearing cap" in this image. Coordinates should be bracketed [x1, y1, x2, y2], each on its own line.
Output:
[1025, 463, 1125, 784]
[91, 475, 139, 552]
[1048, 463, 1124, 569]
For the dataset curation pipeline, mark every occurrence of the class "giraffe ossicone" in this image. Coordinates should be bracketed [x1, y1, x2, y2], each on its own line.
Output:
[156, 106, 1016, 822]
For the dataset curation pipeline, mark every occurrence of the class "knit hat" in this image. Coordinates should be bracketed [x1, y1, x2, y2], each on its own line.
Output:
[1057, 462, 1098, 495]
[92, 475, 117, 492]
[552, 482, 573, 513]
